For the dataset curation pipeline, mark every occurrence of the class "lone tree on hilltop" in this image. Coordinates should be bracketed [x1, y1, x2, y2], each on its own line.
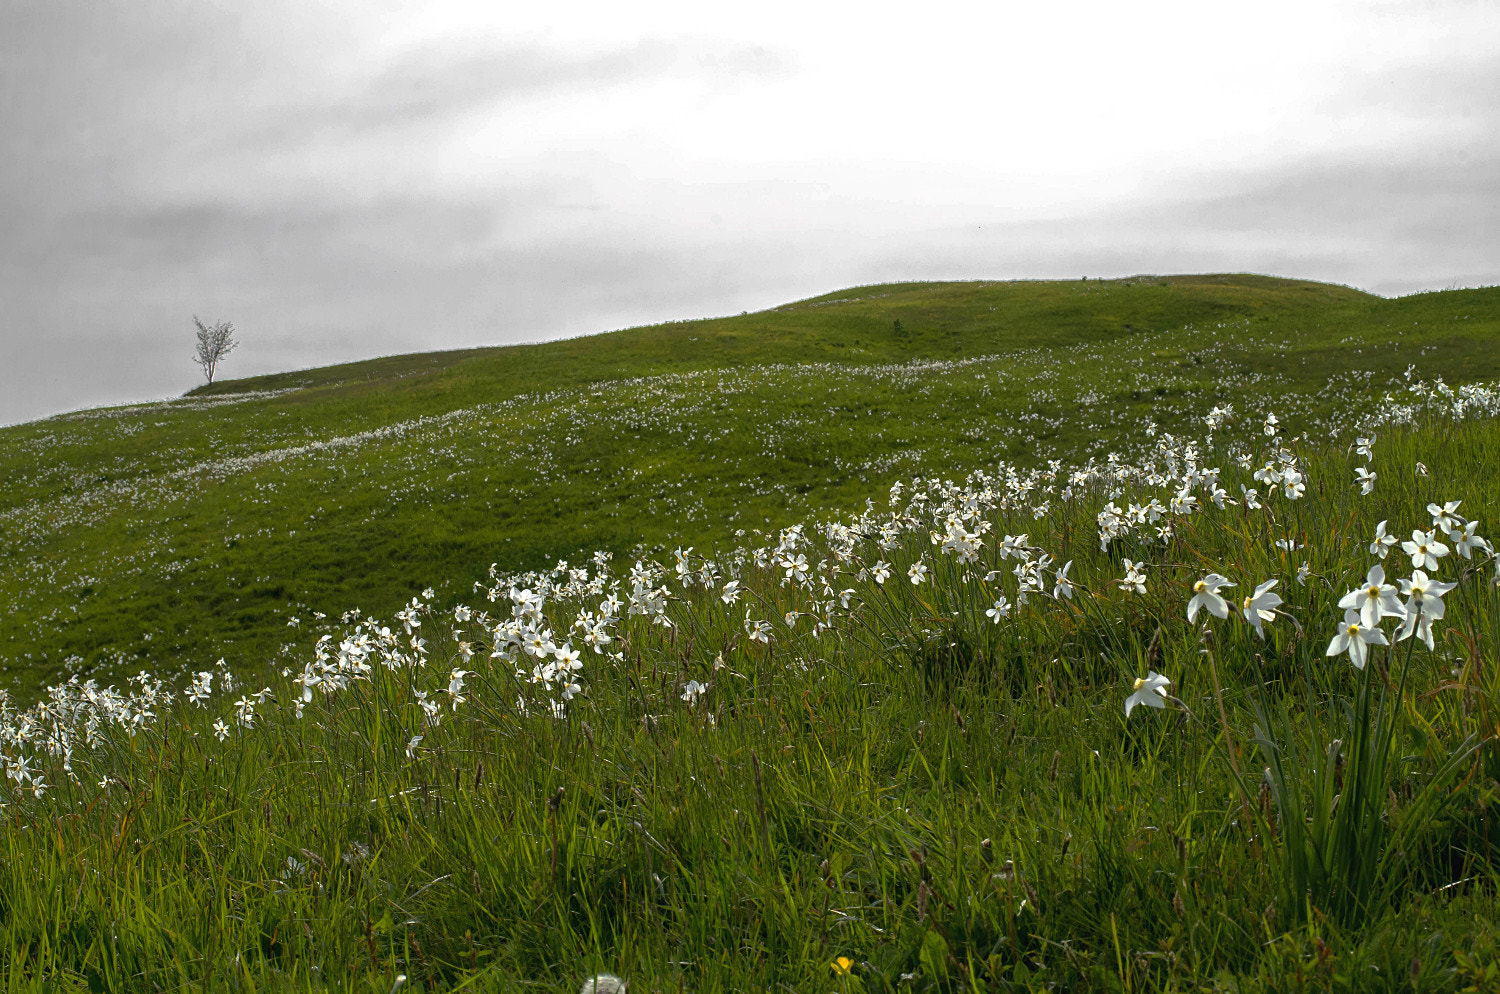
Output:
[192, 316, 238, 384]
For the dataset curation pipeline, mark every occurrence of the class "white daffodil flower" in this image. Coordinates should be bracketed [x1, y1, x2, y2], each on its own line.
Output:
[1326, 607, 1388, 670]
[553, 644, 582, 673]
[1052, 560, 1075, 600]
[1125, 671, 1171, 717]
[1240, 579, 1282, 639]
[1450, 521, 1486, 559]
[1394, 570, 1457, 650]
[1187, 573, 1234, 622]
[1370, 520, 1398, 559]
[1354, 467, 1376, 495]
[1428, 501, 1463, 535]
[1403, 529, 1450, 571]
[1337, 563, 1404, 629]
[985, 597, 1012, 623]
[1119, 559, 1147, 595]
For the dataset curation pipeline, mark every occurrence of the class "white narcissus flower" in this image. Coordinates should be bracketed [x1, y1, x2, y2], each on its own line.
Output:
[985, 597, 1012, 623]
[1403, 529, 1450, 571]
[1125, 671, 1171, 717]
[1052, 560, 1075, 600]
[1326, 608, 1388, 670]
[1370, 520, 1398, 559]
[744, 612, 771, 644]
[1394, 570, 1457, 650]
[1354, 467, 1376, 494]
[1450, 520, 1486, 559]
[1428, 500, 1463, 535]
[1240, 579, 1282, 639]
[1337, 564, 1404, 629]
[1187, 573, 1234, 622]
[908, 562, 928, 585]
[1118, 559, 1147, 595]
[553, 644, 582, 673]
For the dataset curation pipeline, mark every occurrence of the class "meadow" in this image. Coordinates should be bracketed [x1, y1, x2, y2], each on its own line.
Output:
[2, 274, 1500, 991]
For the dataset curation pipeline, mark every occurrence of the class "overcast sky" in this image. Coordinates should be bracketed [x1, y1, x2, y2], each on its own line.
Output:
[2, 0, 1496, 426]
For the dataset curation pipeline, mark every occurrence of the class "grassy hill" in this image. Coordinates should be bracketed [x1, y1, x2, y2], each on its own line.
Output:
[3, 273, 1500, 990]
[3, 275, 1499, 698]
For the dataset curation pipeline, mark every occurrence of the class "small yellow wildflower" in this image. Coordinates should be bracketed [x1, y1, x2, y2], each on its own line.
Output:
[831, 956, 853, 975]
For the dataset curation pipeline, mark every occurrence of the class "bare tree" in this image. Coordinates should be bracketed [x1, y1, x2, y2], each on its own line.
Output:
[193, 316, 238, 384]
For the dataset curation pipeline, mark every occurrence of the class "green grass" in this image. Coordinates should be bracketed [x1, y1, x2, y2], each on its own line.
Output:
[4, 275, 1499, 698]
[2, 274, 1500, 991]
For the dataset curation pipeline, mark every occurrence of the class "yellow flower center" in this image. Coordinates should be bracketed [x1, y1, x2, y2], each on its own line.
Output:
[1346, 623, 1360, 636]
[1133, 677, 1147, 691]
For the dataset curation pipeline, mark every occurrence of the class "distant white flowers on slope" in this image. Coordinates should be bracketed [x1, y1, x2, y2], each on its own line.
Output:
[6, 373, 1500, 803]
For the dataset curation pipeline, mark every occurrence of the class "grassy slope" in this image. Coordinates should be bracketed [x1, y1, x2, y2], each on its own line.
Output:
[2, 275, 1499, 698]
[5, 375, 1500, 991]
[4, 274, 1500, 990]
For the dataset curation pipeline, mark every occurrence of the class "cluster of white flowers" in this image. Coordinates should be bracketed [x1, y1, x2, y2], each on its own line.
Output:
[1129, 502, 1491, 716]
[1325, 502, 1486, 669]
[6, 373, 1500, 805]
[0, 666, 215, 801]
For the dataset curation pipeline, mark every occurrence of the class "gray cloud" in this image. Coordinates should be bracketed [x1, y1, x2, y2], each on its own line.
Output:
[1315, 46, 1500, 130]
[2, 1, 1496, 427]
[863, 144, 1499, 296]
[0, 183, 828, 425]
[228, 35, 791, 159]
